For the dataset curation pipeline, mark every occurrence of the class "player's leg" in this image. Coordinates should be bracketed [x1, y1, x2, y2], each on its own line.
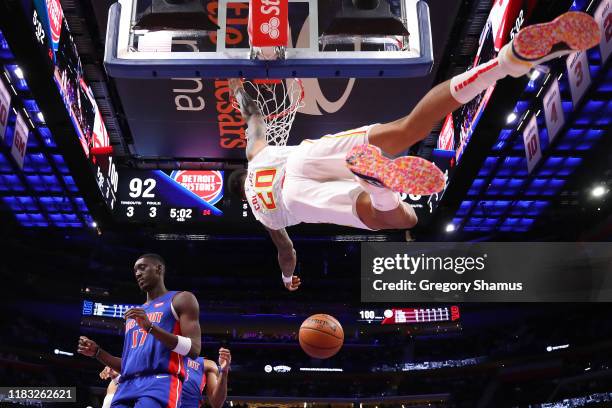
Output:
[368, 78, 461, 156]
[355, 191, 418, 230]
[284, 142, 417, 230]
[281, 176, 410, 229]
[350, 11, 600, 182]
[133, 396, 165, 408]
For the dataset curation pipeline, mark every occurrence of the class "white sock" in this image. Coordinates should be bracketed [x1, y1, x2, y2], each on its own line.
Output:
[355, 177, 401, 212]
[449, 42, 533, 104]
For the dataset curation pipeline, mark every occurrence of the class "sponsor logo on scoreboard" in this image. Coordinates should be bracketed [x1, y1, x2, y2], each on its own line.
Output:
[46, 0, 63, 51]
[170, 170, 224, 206]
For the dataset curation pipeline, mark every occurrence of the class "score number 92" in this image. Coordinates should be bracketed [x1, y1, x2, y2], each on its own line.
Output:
[125, 178, 158, 218]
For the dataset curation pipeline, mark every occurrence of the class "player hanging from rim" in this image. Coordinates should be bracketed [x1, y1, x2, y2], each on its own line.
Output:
[77, 253, 202, 408]
[227, 12, 600, 292]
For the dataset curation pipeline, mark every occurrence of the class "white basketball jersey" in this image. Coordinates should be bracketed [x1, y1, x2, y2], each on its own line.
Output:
[245, 145, 300, 230]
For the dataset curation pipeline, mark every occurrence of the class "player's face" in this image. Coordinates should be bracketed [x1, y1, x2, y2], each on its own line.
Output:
[133, 258, 161, 291]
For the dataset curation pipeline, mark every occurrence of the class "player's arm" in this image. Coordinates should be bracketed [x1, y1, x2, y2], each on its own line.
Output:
[204, 348, 231, 408]
[124, 292, 202, 359]
[228, 78, 268, 161]
[77, 336, 122, 373]
[100, 367, 120, 408]
[266, 227, 301, 291]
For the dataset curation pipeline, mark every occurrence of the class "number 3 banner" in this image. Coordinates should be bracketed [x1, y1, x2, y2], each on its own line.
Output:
[566, 51, 591, 107]
[0, 78, 11, 142]
[522, 115, 542, 174]
[594, 0, 611, 64]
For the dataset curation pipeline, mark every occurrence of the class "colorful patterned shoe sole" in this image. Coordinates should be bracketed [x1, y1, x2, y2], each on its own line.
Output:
[346, 144, 446, 196]
[512, 11, 600, 62]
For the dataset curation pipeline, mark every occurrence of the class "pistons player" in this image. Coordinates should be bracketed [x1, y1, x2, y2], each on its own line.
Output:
[227, 11, 601, 291]
[180, 348, 231, 408]
[78, 254, 202, 408]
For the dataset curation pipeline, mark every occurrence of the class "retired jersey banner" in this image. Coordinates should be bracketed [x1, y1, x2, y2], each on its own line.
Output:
[566, 51, 591, 107]
[0, 78, 11, 142]
[522, 115, 541, 173]
[542, 78, 564, 144]
[11, 111, 29, 169]
[594, 0, 611, 64]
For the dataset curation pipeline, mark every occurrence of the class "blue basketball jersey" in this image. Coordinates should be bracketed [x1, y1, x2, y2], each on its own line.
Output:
[181, 357, 207, 408]
[120, 291, 187, 381]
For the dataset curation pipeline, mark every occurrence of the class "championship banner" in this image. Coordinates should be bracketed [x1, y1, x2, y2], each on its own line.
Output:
[249, 0, 288, 47]
[11, 111, 29, 169]
[566, 51, 591, 107]
[0, 78, 11, 142]
[522, 115, 541, 173]
[594, 0, 611, 64]
[542, 78, 564, 144]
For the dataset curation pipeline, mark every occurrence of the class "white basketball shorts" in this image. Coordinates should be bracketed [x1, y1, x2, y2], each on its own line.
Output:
[282, 124, 379, 230]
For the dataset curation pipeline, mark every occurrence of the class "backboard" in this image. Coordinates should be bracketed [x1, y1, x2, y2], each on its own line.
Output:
[104, 0, 433, 78]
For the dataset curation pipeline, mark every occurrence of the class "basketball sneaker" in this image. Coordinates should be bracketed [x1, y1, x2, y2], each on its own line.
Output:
[345, 144, 446, 196]
[500, 11, 600, 77]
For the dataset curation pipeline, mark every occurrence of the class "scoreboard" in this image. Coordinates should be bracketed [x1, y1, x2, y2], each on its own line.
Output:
[358, 306, 460, 324]
[82, 300, 138, 319]
[22, 0, 119, 210]
[115, 169, 254, 224]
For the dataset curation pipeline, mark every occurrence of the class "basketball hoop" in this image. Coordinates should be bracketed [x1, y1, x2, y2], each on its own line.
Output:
[232, 78, 304, 147]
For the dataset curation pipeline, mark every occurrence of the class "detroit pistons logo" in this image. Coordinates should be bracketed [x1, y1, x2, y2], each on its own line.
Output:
[46, 0, 63, 46]
[260, 17, 280, 39]
[171, 170, 224, 206]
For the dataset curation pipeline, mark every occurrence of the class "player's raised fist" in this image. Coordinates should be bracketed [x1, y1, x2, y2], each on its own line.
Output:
[77, 336, 99, 357]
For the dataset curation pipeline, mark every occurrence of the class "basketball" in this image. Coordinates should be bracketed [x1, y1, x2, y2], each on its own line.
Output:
[299, 314, 344, 359]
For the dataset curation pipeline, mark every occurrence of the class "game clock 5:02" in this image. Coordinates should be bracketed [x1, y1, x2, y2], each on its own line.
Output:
[169, 208, 193, 221]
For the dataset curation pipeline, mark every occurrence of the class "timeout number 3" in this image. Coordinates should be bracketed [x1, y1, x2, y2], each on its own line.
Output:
[254, 169, 278, 210]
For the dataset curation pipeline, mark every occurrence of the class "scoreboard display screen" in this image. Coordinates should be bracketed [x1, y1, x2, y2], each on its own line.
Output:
[21, 0, 119, 210]
[82, 300, 138, 318]
[115, 169, 254, 224]
[358, 306, 460, 324]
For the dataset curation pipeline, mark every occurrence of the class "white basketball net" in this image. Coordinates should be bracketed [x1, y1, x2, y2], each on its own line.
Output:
[234, 78, 304, 147]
